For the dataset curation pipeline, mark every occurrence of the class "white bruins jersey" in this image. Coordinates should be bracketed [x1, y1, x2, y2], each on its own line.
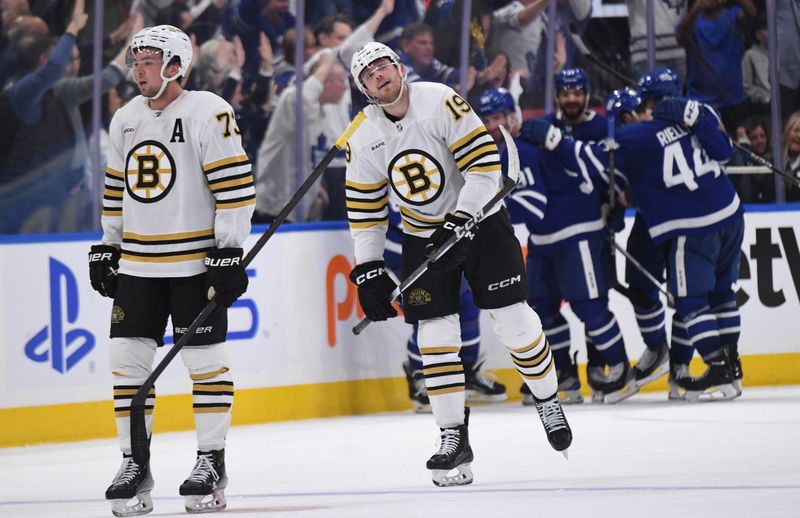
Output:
[102, 90, 255, 278]
[346, 82, 502, 263]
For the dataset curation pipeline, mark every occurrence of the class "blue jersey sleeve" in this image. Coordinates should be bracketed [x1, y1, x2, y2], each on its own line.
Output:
[503, 140, 547, 228]
[691, 105, 733, 163]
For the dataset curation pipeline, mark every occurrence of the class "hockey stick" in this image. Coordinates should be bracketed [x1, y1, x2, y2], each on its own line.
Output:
[731, 141, 800, 188]
[568, 25, 637, 87]
[607, 236, 675, 307]
[129, 111, 367, 465]
[352, 126, 521, 336]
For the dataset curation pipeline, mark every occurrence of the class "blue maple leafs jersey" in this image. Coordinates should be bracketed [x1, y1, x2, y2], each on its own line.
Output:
[552, 106, 741, 245]
[504, 111, 610, 248]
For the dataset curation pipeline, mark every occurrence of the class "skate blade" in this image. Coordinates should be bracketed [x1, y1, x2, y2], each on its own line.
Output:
[632, 362, 670, 390]
[590, 390, 605, 404]
[684, 383, 739, 402]
[466, 391, 508, 404]
[604, 383, 639, 404]
[557, 390, 584, 405]
[431, 463, 473, 487]
[184, 490, 227, 514]
[110, 493, 153, 517]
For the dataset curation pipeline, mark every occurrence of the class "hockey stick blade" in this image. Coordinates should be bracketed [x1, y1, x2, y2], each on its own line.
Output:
[352, 127, 520, 335]
[731, 141, 800, 188]
[568, 24, 636, 87]
[130, 112, 367, 465]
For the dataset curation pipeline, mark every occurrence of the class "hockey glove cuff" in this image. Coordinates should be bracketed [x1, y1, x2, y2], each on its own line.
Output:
[88, 244, 120, 298]
[653, 97, 701, 128]
[425, 212, 476, 272]
[349, 261, 398, 321]
[205, 247, 248, 308]
[520, 119, 563, 150]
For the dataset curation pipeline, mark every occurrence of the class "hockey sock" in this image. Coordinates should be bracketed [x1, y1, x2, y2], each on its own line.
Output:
[670, 319, 694, 365]
[632, 298, 667, 349]
[457, 282, 481, 367]
[675, 296, 721, 362]
[489, 302, 557, 399]
[182, 345, 233, 451]
[109, 337, 158, 455]
[542, 313, 571, 369]
[572, 300, 627, 366]
[710, 292, 740, 346]
[419, 315, 466, 428]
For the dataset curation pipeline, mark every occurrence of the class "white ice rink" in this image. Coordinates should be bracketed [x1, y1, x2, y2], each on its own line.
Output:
[1, 386, 799, 518]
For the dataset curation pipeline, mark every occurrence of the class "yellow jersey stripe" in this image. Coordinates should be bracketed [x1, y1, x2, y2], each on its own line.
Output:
[123, 229, 214, 242]
[203, 154, 250, 173]
[448, 126, 487, 153]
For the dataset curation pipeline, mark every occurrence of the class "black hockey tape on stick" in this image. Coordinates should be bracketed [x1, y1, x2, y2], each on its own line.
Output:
[130, 111, 367, 466]
[568, 24, 637, 87]
[352, 126, 521, 336]
[731, 141, 800, 188]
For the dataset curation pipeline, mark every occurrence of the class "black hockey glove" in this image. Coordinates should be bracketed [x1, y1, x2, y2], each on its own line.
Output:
[88, 244, 120, 298]
[349, 260, 397, 321]
[204, 248, 248, 308]
[425, 212, 476, 272]
[520, 119, 563, 150]
[652, 97, 701, 128]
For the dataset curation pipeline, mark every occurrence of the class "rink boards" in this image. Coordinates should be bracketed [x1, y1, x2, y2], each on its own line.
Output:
[1, 207, 799, 447]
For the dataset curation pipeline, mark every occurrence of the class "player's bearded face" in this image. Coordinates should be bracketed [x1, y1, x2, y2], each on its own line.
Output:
[362, 58, 402, 102]
[557, 88, 585, 120]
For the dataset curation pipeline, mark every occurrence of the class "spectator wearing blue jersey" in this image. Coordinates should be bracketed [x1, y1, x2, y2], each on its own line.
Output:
[222, 0, 295, 91]
[521, 92, 745, 402]
[502, 69, 634, 405]
[677, 0, 756, 134]
[352, 0, 420, 49]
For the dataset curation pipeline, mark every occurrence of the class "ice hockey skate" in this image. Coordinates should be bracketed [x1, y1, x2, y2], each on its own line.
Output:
[555, 352, 584, 404]
[403, 361, 431, 413]
[672, 351, 739, 402]
[724, 343, 743, 397]
[623, 341, 670, 399]
[426, 408, 474, 487]
[179, 449, 228, 513]
[587, 362, 631, 404]
[105, 455, 154, 517]
[533, 394, 572, 457]
[464, 359, 507, 404]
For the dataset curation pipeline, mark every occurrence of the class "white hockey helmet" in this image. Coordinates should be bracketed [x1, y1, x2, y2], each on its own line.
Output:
[350, 41, 406, 97]
[128, 25, 193, 78]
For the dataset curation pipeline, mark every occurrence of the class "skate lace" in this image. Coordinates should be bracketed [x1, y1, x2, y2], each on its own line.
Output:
[186, 454, 218, 483]
[537, 399, 566, 432]
[113, 458, 141, 485]
[435, 428, 460, 456]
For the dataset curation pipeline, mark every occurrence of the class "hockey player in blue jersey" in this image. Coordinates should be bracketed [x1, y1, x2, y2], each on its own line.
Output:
[492, 70, 634, 405]
[384, 204, 508, 412]
[521, 85, 744, 402]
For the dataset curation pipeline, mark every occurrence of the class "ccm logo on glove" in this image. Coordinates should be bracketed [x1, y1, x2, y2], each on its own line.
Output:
[353, 266, 387, 285]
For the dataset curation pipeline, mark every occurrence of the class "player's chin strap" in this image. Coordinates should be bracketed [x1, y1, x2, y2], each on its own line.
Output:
[372, 79, 406, 108]
[148, 64, 180, 101]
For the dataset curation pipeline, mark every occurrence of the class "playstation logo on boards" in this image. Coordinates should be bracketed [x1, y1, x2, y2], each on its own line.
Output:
[24, 257, 95, 373]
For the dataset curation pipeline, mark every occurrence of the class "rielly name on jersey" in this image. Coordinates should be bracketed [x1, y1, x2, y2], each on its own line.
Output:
[102, 90, 256, 278]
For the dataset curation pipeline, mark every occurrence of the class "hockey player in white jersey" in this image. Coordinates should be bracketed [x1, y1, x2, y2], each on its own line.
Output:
[346, 42, 572, 487]
[87, 25, 255, 516]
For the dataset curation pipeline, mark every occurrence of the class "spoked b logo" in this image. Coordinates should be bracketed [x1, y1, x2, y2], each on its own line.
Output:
[24, 258, 95, 373]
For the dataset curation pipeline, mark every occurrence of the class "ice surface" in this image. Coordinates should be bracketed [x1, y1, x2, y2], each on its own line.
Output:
[1, 386, 798, 517]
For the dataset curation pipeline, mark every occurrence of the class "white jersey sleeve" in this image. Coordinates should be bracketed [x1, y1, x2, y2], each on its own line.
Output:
[101, 111, 126, 248]
[345, 123, 389, 265]
[201, 98, 256, 249]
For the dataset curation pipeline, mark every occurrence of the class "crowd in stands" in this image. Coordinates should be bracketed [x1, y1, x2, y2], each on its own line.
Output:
[1, 0, 800, 235]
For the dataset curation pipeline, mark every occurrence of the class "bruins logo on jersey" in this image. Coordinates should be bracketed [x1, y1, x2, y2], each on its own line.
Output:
[387, 149, 445, 206]
[124, 140, 176, 203]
